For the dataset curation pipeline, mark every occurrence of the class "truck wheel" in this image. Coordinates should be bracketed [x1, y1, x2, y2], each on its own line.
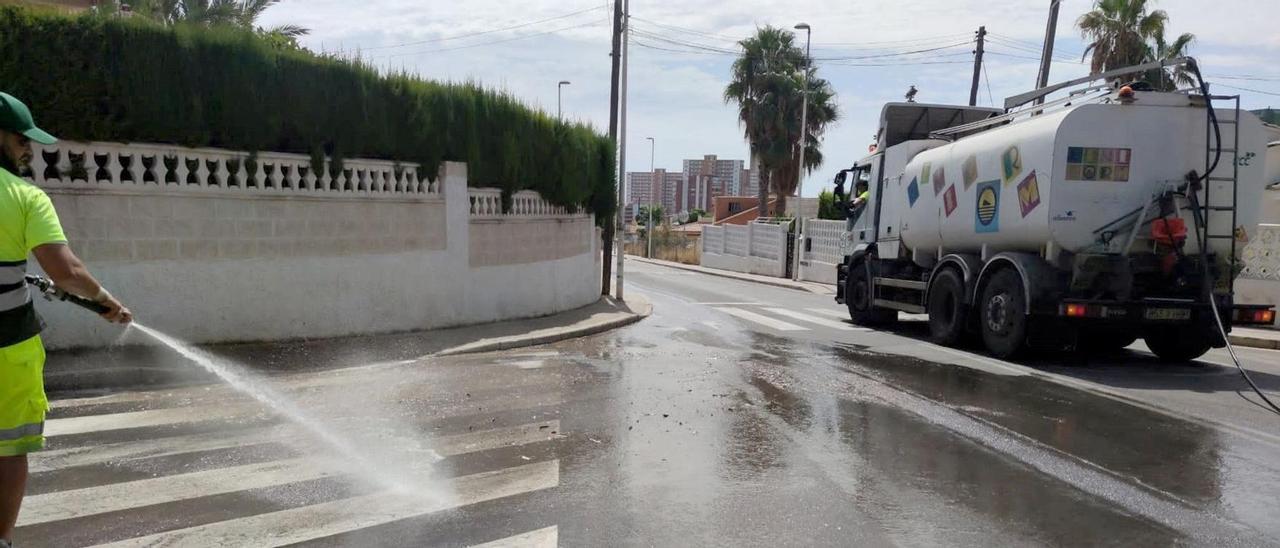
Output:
[847, 260, 896, 326]
[927, 268, 968, 346]
[979, 268, 1028, 359]
[1143, 328, 1211, 362]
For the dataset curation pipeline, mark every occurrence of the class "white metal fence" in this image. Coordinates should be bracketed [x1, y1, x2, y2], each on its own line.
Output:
[1241, 224, 1279, 281]
[701, 221, 788, 278]
[797, 218, 847, 285]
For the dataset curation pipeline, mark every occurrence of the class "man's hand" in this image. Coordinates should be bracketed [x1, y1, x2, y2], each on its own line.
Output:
[97, 294, 132, 324]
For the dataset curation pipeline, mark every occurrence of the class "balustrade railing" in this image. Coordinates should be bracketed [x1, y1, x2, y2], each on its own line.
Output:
[29, 141, 437, 197]
[469, 189, 578, 218]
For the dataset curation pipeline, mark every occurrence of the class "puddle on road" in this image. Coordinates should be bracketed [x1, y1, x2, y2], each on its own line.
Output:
[823, 344, 1280, 541]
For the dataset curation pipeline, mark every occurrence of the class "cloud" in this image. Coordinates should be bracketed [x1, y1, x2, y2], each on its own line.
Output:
[259, 0, 1280, 198]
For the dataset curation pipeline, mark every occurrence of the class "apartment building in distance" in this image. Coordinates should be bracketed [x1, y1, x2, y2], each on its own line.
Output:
[681, 155, 744, 213]
[624, 169, 683, 223]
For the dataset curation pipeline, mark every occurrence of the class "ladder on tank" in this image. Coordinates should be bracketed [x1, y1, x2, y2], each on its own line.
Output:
[1197, 94, 1242, 295]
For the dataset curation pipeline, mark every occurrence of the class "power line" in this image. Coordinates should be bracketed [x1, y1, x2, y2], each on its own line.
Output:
[360, 4, 607, 52]
[813, 41, 972, 61]
[983, 59, 995, 107]
[1208, 74, 1280, 83]
[985, 35, 1080, 63]
[629, 15, 971, 49]
[1209, 82, 1280, 97]
[986, 50, 1086, 65]
[987, 31, 1083, 58]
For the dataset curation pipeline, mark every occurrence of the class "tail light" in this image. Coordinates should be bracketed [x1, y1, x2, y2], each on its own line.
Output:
[1233, 307, 1276, 325]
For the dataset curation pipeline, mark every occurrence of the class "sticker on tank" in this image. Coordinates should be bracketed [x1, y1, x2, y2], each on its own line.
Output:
[975, 180, 1000, 233]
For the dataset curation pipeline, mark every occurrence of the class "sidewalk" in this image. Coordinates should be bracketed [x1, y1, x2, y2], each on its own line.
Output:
[1230, 326, 1280, 350]
[632, 256, 1279, 352]
[630, 256, 836, 295]
[45, 294, 651, 394]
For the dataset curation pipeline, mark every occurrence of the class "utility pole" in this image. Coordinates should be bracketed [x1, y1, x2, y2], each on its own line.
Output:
[1034, 0, 1062, 106]
[646, 136, 655, 259]
[602, 0, 622, 296]
[969, 26, 986, 107]
[614, 0, 629, 301]
[792, 22, 811, 281]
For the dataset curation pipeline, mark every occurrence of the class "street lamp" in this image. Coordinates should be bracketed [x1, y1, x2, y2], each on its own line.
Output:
[793, 22, 811, 281]
[646, 136, 655, 258]
[557, 80, 571, 120]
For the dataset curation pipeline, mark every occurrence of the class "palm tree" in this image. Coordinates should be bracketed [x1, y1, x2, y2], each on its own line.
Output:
[725, 27, 837, 216]
[1149, 30, 1195, 90]
[105, 0, 308, 45]
[772, 67, 838, 213]
[725, 27, 804, 217]
[1077, 0, 1194, 90]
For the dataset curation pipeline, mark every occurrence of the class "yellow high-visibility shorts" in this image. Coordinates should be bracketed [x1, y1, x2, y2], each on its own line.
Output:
[0, 335, 47, 456]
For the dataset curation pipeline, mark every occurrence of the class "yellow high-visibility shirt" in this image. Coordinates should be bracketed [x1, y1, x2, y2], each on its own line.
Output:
[0, 166, 65, 349]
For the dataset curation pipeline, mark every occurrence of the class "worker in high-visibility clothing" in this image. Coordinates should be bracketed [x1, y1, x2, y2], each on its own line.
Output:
[0, 92, 131, 547]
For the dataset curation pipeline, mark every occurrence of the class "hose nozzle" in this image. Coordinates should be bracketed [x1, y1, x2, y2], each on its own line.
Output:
[25, 274, 111, 314]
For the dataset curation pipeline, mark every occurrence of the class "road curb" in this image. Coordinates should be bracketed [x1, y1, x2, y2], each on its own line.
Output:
[630, 256, 834, 295]
[435, 294, 652, 356]
[1229, 334, 1280, 350]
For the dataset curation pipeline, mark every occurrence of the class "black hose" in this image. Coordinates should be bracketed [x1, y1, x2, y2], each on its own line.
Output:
[1185, 61, 1280, 415]
[24, 275, 111, 315]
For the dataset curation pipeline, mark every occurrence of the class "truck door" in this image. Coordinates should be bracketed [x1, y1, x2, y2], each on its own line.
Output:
[844, 157, 885, 244]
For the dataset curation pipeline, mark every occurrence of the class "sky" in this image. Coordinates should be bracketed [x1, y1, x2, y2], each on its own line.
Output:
[259, 0, 1280, 198]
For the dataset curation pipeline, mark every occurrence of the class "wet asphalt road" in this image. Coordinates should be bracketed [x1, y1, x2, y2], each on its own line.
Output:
[19, 259, 1280, 547]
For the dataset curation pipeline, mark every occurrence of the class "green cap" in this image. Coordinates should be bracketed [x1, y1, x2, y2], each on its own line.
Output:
[0, 92, 57, 145]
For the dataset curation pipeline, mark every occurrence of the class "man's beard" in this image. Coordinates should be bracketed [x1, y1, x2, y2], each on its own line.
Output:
[0, 153, 27, 176]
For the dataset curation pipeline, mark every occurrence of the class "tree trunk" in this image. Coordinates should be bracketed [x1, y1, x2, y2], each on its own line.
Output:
[757, 168, 770, 218]
[774, 181, 788, 219]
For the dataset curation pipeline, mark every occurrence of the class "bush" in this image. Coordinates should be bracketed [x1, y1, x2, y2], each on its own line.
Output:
[0, 6, 615, 222]
[817, 189, 844, 220]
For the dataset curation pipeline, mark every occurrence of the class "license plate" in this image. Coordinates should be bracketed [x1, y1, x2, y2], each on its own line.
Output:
[1145, 308, 1191, 321]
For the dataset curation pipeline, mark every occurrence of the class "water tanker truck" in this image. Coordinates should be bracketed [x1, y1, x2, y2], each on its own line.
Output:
[832, 58, 1277, 361]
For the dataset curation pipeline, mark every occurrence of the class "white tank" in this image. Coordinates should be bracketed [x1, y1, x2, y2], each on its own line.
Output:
[895, 93, 1271, 265]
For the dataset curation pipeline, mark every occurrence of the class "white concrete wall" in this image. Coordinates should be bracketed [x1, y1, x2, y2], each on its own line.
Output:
[28, 143, 600, 349]
[700, 222, 787, 278]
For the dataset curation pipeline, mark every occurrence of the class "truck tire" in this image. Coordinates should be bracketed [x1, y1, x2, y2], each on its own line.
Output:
[927, 268, 968, 346]
[1143, 328, 1211, 362]
[979, 268, 1028, 359]
[847, 260, 897, 326]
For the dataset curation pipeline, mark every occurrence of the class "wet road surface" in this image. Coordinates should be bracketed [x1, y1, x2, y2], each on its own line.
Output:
[19, 260, 1280, 546]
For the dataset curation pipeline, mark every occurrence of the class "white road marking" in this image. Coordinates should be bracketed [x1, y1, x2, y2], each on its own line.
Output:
[23, 457, 331, 526]
[714, 307, 807, 331]
[33, 420, 561, 474]
[47, 389, 564, 439]
[471, 526, 559, 548]
[805, 307, 850, 320]
[696, 302, 762, 306]
[92, 460, 560, 548]
[45, 405, 256, 437]
[764, 308, 870, 331]
[701, 321, 721, 330]
[23, 421, 562, 526]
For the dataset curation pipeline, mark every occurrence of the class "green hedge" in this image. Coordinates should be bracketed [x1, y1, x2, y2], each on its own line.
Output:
[0, 6, 615, 220]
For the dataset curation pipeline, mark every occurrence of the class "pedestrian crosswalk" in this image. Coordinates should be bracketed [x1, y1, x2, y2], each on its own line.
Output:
[18, 352, 571, 547]
[711, 305, 876, 334]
